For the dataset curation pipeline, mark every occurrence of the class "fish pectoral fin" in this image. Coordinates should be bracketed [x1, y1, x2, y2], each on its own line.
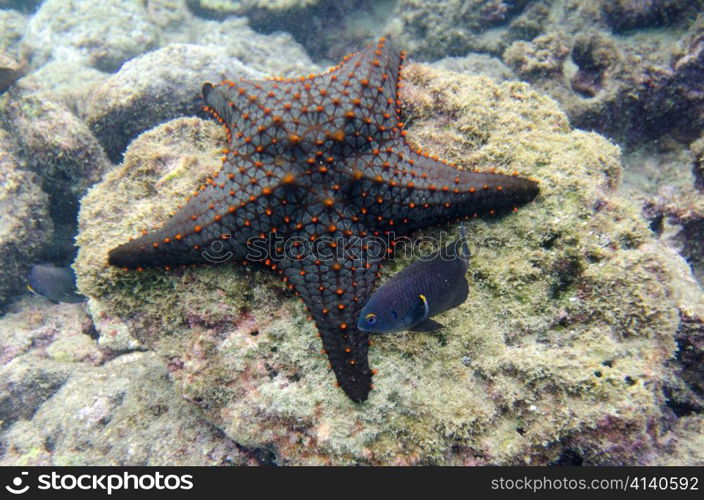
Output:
[404, 293, 430, 327]
[410, 318, 444, 332]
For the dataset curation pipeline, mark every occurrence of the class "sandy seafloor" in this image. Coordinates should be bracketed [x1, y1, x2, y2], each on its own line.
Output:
[0, 0, 703, 465]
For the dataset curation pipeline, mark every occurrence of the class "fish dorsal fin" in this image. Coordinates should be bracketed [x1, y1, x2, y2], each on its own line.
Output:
[404, 293, 430, 328]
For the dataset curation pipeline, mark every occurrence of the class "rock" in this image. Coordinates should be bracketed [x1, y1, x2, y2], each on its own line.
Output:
[14, 61, 108, 115]
[640, 187, 704, 425]
[21, 0, 161, 72]
[651, 415, 704, 465]
[634, 23, 704, 144]
[692, 137, 704, 191]
[388, 0, 545, 61]
[0, 9, 28, 57]
[601, 0, 703, 33]
[144, 0, 190, 29]
[75, 63, 693, 465]
[88, 299, 144, 353]
[0, 297, 253, 465]
[188, 0, 372, 60]
[190, 0, 322, 19]
[620, 139, 694, 195]
[0, 357, 72, 431]
[185, 17, 319, 77]
[431, 53, 515, 82]
[0, 352, 250, 465]
[363, 0, 704, 148]
[504, 32, 571, 77]
[569, 31, 621, 97]
[500, 14, 704, 146]
[0, 300, 95, 430]
[673, 292, 704, 399]
[0, 62, 107, 266]
[0, 51, 25, 94]
[1, 89, 111, 258]
[643, 187, 704, 285]
[83, 43, 261, 163]
[0, 129, 52, 306]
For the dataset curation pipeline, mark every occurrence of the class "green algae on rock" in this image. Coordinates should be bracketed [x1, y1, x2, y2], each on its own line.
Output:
[0, 129, 53, 306]
[83, 43, 260, 163]
[76, 63, 685, 465]
[652, 415, 704, 466]
[0, 297, 253, 466]
[1, 88, 112, 223]
[21, 0, 160, 72]
[388, 0, 542, 61]
[692, 136, 704, 192]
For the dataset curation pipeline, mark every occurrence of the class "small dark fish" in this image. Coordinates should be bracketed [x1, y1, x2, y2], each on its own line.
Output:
[358, 225, 470, 333]
[0, 51, 26, 94]
[27, 264, 85, 304]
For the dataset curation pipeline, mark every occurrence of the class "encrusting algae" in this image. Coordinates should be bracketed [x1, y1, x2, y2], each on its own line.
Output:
[75, 61, 690, 465]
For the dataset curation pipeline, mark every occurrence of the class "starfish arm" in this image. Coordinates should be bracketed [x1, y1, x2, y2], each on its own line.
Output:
[107, 154, 285, 269]
[279, 217, 383, 402]
[348, 138, 539, 236]
[107, 184, 247, 268]
[201, 37, 404, 173]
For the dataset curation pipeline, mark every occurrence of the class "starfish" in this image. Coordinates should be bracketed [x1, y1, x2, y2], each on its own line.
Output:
[108, 38, 539, 402]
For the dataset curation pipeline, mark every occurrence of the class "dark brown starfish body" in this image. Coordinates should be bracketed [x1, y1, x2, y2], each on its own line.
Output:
[108, 38, 538, 402]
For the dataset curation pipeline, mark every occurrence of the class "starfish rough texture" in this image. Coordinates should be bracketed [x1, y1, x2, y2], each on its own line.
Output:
[108, 38, 539, 402]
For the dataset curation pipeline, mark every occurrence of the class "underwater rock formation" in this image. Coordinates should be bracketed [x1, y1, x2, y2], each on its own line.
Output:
[389, 0, 540, 60]
[501, 13, 704, 145]
[0, 51, 24, 94]
[143, 0, 191, 29]
[187, 0, 366, 60]
[431, 53, 515, 82]
[14, 61, 108, 117]
[693, 137, 704, 192]
[75, 62, 698, 464]
[1, 88, 111, 230]
[641, 187, 704, 422]
[569, 32, 620, 98]
[363, 1, 703, 147]
[81, 32, 316, 165]
[0, 9, 26, 57]
[644, 187, 704, 286]
[21, 0, 160, 72]
[503, 32, 571, 78]
[83, 44, 261, 163]
[601, 0, 703, 33]
[0, 129, 52, 306]
[190, 0, 323, 17]
[187, 17, 319, 77]
[652, 415, 704, 466]
[0, 297, 254, 465]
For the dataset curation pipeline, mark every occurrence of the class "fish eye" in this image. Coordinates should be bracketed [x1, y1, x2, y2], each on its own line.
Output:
[365, 313, 377, 326]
